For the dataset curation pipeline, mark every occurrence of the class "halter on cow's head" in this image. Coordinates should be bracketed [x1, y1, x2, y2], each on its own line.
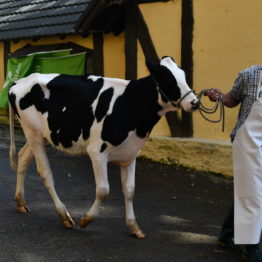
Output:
[146, 56, 199, 112]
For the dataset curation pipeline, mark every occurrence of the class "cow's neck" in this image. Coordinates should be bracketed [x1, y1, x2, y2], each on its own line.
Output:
[126, 76, 165, 137]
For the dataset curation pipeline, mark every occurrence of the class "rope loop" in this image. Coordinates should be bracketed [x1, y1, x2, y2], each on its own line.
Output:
[197, 89, 225, 132]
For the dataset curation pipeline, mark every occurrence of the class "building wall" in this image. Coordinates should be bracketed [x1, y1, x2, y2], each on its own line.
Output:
[138, 0, 262, 141]
[103, 33, 125, 79]
[193, 0, 262, 141]
[1, 0, 261, 142]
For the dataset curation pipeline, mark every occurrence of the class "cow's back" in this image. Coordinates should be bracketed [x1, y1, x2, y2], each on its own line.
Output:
[9, 73, 112, 153]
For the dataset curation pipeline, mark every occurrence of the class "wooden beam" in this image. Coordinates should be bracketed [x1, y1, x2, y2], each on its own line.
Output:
[138, 0, 170, 3]
[92, 32, 104, 76]
[136, 5, 185, 137]
[3, 41, 10, 78]
[136, 6, 159, 64]
[124, 1, 137, 80]
[180, 0, 194, 137]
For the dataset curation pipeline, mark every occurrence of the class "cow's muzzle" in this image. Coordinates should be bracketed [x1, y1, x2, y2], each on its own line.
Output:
[191, 100, 200, 111]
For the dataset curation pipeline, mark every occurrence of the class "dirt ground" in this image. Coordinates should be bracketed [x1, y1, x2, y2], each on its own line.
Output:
[140, 137, 232, 178]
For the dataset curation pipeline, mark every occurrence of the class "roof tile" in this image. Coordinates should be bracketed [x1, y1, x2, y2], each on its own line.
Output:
[0, 0, 91, 40]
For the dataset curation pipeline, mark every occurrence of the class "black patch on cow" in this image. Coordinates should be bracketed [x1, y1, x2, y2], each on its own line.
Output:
[19, 84, 48, 113]
[156, 65, 181, 103]
[101, 77, 162, 146]
[46, 75, 104, 148]
[146, 62, 181, 103]
[8, 92, 20, 118]
[100, 143, 107, 153]
[95, 88, 114, 122]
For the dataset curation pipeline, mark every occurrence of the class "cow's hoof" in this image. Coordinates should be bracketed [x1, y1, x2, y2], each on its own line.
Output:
[131, 227, 146, 239]
[17, 206, 30, 213]
[63, 220, 74, 228]
[127, 220, 146, 239]
[62, 212, 75, 228]
[79, 216, 93, 228]
[134, 230, 146, 239]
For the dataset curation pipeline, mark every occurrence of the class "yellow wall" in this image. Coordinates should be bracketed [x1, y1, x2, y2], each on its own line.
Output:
[193, 0, 262, 141]
[139, 0, 182, 136]
[103, 33, 125, 78]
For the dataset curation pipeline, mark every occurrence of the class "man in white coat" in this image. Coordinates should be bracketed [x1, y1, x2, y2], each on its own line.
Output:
[206, 65, 262, 262]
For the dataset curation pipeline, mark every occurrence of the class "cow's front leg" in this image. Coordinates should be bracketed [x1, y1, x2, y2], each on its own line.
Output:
[27, 136, 75, 228]
[121, 160, 145, 238]
[80, 152, 109, 228]
[15, 143, 33, 213]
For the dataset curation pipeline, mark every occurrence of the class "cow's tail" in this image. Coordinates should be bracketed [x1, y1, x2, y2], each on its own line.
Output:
[9, 103, 17, 171]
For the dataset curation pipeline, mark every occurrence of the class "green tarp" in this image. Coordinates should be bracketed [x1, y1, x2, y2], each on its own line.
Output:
[0, 50, 86, 109]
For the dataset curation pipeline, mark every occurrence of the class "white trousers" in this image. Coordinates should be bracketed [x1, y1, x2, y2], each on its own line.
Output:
[233, 99, 262, 244]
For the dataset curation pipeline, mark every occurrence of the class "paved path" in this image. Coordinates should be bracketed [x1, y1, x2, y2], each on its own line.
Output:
[0, 124, 243, 262]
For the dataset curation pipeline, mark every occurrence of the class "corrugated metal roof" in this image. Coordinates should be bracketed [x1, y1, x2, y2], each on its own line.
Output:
[0, 0, 91, 40]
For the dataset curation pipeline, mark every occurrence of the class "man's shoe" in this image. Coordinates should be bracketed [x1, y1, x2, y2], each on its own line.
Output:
[244, 245, 262, 262]
[217, 237, 248, 259]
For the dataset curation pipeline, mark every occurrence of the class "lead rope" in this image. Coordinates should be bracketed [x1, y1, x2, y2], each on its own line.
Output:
[197, 89, 225, 132]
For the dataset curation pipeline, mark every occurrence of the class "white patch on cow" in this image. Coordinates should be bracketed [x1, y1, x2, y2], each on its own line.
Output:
[9, 73, 58, 101]
[160, 57, 190, 98]
[88, 75, 101, 82]
[19, 107, 44, 131]
[91, 76, 130, 117]
[86, 119, 145, 166]
[156, 92, 179, 116]
[62, 107, 66, 112]
[107, 131, 147, 165]
[103, 78, 130, 115]
[160, 57, 198, 112]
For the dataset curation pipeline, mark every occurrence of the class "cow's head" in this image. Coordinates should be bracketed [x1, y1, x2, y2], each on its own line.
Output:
[146, 56, 199, 112]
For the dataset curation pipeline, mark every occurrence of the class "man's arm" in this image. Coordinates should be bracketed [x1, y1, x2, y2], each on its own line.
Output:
[205, 88, 239, 108]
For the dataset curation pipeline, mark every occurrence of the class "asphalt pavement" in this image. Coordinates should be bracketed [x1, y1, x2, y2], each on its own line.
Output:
[0, 124, 246, 262]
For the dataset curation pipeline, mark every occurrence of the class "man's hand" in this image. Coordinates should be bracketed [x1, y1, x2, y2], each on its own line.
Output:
[204, 88, 222, 102]
[204, 88, 239, 108]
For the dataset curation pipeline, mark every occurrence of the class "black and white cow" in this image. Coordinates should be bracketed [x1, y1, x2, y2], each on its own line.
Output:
[8, 56, 199, 238]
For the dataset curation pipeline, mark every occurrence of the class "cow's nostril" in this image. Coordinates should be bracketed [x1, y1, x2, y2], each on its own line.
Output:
[191, 100, 200, 110]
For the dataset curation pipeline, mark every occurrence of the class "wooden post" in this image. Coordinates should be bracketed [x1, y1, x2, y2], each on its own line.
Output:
[124, 1, 137, 80]
[92, 32, 104, 76]
[180, 0, 194, 137]
[3, 41, 10, 78]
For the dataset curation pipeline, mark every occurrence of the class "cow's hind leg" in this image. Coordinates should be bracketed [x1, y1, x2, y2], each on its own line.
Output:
[26, 135, 75, 228]
[121, 160, 145, 238]
[80, 152, 109, 228]
[15, 143, 33, 213]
